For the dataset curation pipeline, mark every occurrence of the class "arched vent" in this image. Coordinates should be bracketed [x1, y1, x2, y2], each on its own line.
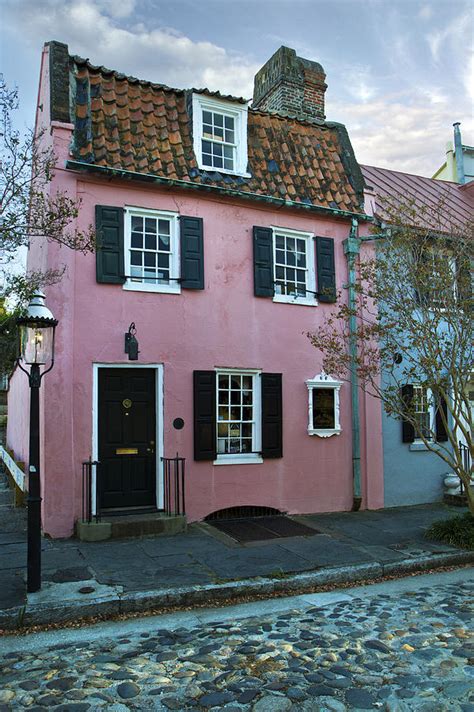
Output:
[205, 505, 282, 521]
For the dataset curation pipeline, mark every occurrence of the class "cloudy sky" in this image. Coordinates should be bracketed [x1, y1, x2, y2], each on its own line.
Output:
[1, 0, 473, 177]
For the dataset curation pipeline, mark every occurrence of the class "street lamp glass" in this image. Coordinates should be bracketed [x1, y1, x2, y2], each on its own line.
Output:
[19, 324, 55, 365]
[17, 292, 58, 366]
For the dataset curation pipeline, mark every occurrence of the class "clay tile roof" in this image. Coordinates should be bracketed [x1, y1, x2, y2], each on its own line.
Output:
[67, 53, 364, 213]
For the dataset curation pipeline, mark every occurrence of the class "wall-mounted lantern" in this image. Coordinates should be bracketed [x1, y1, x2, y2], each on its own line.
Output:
[125, 322, 139, 360]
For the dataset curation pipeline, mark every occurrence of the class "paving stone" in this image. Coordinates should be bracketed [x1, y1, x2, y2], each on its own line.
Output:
[199, 691, 234, 706]
[116, 682, 140, 699]
[252, 696, 293, 711]
[364, 639, 392, 654]
[237, 689, 259, 703]
[345, 688, 377, 708]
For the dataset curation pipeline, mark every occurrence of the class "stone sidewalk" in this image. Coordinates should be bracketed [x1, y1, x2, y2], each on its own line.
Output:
[1, 468, 473, 630]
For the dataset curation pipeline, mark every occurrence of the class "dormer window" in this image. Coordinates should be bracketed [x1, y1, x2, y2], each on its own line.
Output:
[192, 94, 250, 176]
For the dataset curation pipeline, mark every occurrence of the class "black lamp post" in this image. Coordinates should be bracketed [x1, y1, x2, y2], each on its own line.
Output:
[17, 292, 58, 593]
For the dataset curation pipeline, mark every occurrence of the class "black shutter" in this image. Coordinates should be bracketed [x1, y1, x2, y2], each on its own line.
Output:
[95, 206, 125, 284]
[316, 236, 336, 303]
[261, 373, 282, 458]
[401, 384, 415, 443]
[181, 216, 204, 289]
[193, 371, 216, 460]
[435, 391, 449, 442]
[253, 226, 274, 297]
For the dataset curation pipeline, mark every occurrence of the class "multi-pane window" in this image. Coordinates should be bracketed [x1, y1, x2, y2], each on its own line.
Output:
[274, 232, 308, 297]
[202, 110, 235, 171]
[125, 209, 179, 294]
[416, 250, 458, 308]
[192, 94, 249, 176]
[272, 228, 316, 304]
[413, 386, 432, 440]
[217, 373, 257, 456]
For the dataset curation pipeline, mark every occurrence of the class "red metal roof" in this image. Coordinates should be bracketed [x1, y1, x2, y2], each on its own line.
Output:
[361, 164, 473, 232]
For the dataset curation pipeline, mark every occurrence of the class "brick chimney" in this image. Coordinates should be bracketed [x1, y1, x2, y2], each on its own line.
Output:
[253, 46, 327, 122]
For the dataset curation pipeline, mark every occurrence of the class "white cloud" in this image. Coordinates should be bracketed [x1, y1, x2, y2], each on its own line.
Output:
[332, 93, 473, 176]
[463, 53, 474, 104]
[2, 0, 259, 98]
[343, 65, 377, 103]
[418, 5, 433, 21]
[96, 0, 136, 18]
[426, 8, 472, 63]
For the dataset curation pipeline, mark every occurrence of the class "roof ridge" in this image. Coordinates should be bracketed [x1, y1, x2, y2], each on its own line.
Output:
[71, 55, 248, 103]
[72, 54, 183, 94]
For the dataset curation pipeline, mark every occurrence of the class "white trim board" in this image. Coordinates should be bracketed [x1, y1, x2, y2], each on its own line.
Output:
[92, 363, 164, 513]
[0, 446, 26, 492]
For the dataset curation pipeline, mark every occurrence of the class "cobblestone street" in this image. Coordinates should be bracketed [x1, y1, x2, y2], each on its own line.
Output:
[0, 569, 473, 711]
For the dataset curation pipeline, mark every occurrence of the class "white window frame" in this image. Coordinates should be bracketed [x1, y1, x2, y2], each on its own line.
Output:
[272, 226, 317, 306]
[123, 207, 181, 294]
[427, 252, 457, 309]
[412, 385, 435, 443]
[192, 93, 250, 177]
[214, 368, 263, 465]
[306, 373, 342, 437]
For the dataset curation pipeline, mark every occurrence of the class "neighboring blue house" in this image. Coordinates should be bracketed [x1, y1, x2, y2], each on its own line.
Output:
[361, 164, 473, 507]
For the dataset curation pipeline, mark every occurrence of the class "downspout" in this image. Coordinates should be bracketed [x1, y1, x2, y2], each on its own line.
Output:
[343, 218, 362, 510]
[453, 122, 465, 184]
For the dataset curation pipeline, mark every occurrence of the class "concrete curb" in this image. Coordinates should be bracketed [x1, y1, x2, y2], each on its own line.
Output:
[1, 550, 473, 631]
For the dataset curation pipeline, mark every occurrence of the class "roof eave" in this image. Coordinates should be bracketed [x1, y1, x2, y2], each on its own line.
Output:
[65, 160, 372, 222]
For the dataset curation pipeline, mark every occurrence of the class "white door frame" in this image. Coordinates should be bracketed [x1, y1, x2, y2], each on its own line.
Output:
[92, 363, 164, 514]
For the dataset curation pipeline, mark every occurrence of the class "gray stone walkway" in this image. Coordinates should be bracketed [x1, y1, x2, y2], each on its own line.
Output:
[0, 569, 473, 710]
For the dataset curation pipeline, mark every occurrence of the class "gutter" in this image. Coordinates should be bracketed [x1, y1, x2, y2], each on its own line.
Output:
[65, 160, 373, 223]
[343, 219, 362, 509]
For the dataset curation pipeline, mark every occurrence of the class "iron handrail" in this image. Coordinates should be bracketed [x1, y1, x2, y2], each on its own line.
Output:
[82, 459, 100, 523]
[161, 454, 185, 516]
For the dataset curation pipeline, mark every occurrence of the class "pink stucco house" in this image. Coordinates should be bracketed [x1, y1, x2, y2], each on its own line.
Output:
[7, 42, 383, 538]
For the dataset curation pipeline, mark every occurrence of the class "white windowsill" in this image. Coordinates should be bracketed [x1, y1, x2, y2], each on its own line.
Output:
[273, 294, 317, 307]
[409, 441, 432, 451]
[213, 455, 263, 466]
[308, 428, 342, 438]
[123, 282, 181, 295]
[196, 162, 251, 178]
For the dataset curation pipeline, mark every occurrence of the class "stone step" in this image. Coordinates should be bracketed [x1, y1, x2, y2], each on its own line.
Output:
[76, 512, 187, 541]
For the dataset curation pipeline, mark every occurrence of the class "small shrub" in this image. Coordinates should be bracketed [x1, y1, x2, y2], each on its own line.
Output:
[425, 513, 474, 550]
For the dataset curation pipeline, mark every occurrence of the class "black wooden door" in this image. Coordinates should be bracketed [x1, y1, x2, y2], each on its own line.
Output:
[98, 368, 156, 509]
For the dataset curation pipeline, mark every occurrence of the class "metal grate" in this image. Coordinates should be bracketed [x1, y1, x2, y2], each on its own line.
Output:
[205, 505, 282, 521]
[208, 515, 320, 543]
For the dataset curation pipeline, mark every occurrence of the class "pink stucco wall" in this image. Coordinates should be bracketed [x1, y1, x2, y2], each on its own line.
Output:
[33, 170, 384, 536]
[6, 367, 30, 468]
[7, 46, 384, 537]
